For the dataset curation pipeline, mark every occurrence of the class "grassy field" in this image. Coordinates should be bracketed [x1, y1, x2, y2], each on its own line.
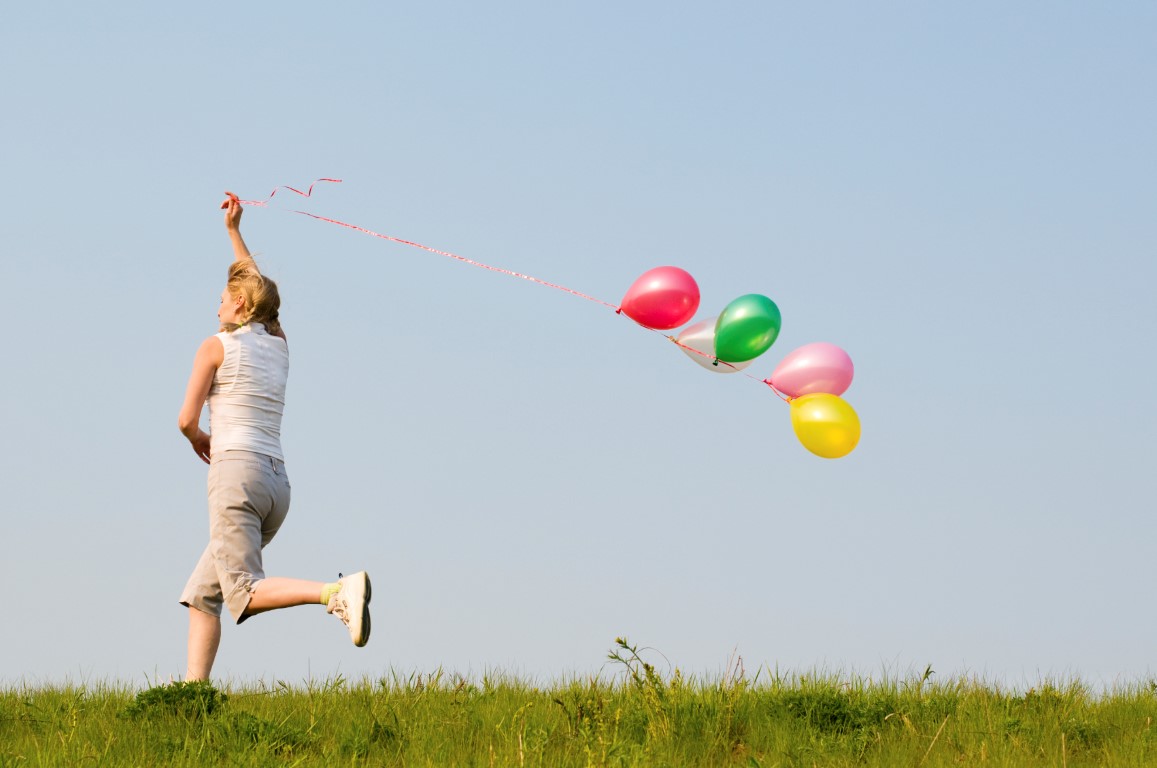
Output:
[4, 640, 1156, 767]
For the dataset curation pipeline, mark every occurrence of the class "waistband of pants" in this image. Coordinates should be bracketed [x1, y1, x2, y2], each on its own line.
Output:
[210, 449, 286, 472]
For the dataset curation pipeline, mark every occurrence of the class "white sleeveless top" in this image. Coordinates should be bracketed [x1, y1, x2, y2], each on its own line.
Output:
[207, 323, 289, 460]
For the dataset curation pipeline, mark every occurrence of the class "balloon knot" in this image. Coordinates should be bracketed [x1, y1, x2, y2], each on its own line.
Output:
[615, 307, 623, 315]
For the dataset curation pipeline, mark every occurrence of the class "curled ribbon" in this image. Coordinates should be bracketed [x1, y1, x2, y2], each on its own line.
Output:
[239, 178, 343, 207]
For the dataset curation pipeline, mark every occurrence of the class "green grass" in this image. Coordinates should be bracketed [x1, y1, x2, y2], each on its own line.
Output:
[4, 640, 1157, 766]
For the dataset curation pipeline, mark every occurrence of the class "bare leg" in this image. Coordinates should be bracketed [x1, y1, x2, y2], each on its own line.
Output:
[186, 607, 221, 681]
[243, 577, 326, 617]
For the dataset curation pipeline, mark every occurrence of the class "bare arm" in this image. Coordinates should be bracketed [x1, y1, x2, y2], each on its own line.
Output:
[178, 336, 225, 464]
[221, 192, 252, 263]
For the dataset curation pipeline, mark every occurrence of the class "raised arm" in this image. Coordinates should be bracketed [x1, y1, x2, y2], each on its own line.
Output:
[221, 191, 253, 263]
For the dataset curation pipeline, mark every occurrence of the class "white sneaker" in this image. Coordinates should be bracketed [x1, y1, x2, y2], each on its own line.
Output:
[327, 571, 371, 647]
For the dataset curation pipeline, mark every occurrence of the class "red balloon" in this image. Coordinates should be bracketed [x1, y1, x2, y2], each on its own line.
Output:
[619, 266, 700, 330]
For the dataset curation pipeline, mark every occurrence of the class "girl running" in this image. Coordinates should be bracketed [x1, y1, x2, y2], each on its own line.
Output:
[177, 192, 370, 680]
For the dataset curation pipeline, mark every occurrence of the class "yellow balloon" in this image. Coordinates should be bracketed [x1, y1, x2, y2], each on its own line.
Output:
[789, 393, 861, 459]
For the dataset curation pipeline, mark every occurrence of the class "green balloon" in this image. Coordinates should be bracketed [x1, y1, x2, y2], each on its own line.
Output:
[713, 294, 782, 362]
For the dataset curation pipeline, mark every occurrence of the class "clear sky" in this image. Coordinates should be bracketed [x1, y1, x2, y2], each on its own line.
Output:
[2, 3, 1154, 688]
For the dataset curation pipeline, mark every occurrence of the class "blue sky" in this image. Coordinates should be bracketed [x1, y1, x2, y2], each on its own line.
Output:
[1, 3, 1154, 688]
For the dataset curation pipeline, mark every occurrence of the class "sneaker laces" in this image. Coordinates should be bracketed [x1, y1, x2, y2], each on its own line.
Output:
[326, 573, 350, 623]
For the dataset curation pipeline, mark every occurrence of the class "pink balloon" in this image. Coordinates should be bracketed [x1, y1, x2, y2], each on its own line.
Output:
[769, 342, 854, 397]
[619, 266, 700, 330]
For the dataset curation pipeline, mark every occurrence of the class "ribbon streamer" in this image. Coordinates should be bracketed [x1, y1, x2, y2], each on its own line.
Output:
[239, 178, 343, 207]
[290, 210, 620, 311]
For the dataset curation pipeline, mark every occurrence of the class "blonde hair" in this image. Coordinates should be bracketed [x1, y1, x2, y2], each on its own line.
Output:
[220, 259, 283, 336]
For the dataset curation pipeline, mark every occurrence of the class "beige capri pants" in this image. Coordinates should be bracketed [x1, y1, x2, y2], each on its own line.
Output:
[180, 450, 291, 623]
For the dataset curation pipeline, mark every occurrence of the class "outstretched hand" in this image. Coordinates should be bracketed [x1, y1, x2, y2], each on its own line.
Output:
[221, 191, 242, 231]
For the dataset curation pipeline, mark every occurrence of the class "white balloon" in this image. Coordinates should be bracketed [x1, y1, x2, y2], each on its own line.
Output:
[675, 317, 753, 373]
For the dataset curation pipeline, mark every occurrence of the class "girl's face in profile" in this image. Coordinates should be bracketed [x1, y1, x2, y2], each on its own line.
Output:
[218, 287, 244, 325]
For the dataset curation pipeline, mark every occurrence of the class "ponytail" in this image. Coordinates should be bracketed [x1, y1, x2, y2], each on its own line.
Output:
[220, 259, 283, 337]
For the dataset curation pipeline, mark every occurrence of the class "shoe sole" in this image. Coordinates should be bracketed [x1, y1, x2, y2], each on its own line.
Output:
[347, 572, 372, 648]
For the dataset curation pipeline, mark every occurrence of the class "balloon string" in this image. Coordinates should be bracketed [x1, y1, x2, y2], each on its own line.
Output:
[239, 178, 343, 207]
[662, 333, 790, 403]
[757, 375, 791, 402]
[664, 333, 741, 370]
[288, 209, 621, 311]
[239, 179, 790, 404]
